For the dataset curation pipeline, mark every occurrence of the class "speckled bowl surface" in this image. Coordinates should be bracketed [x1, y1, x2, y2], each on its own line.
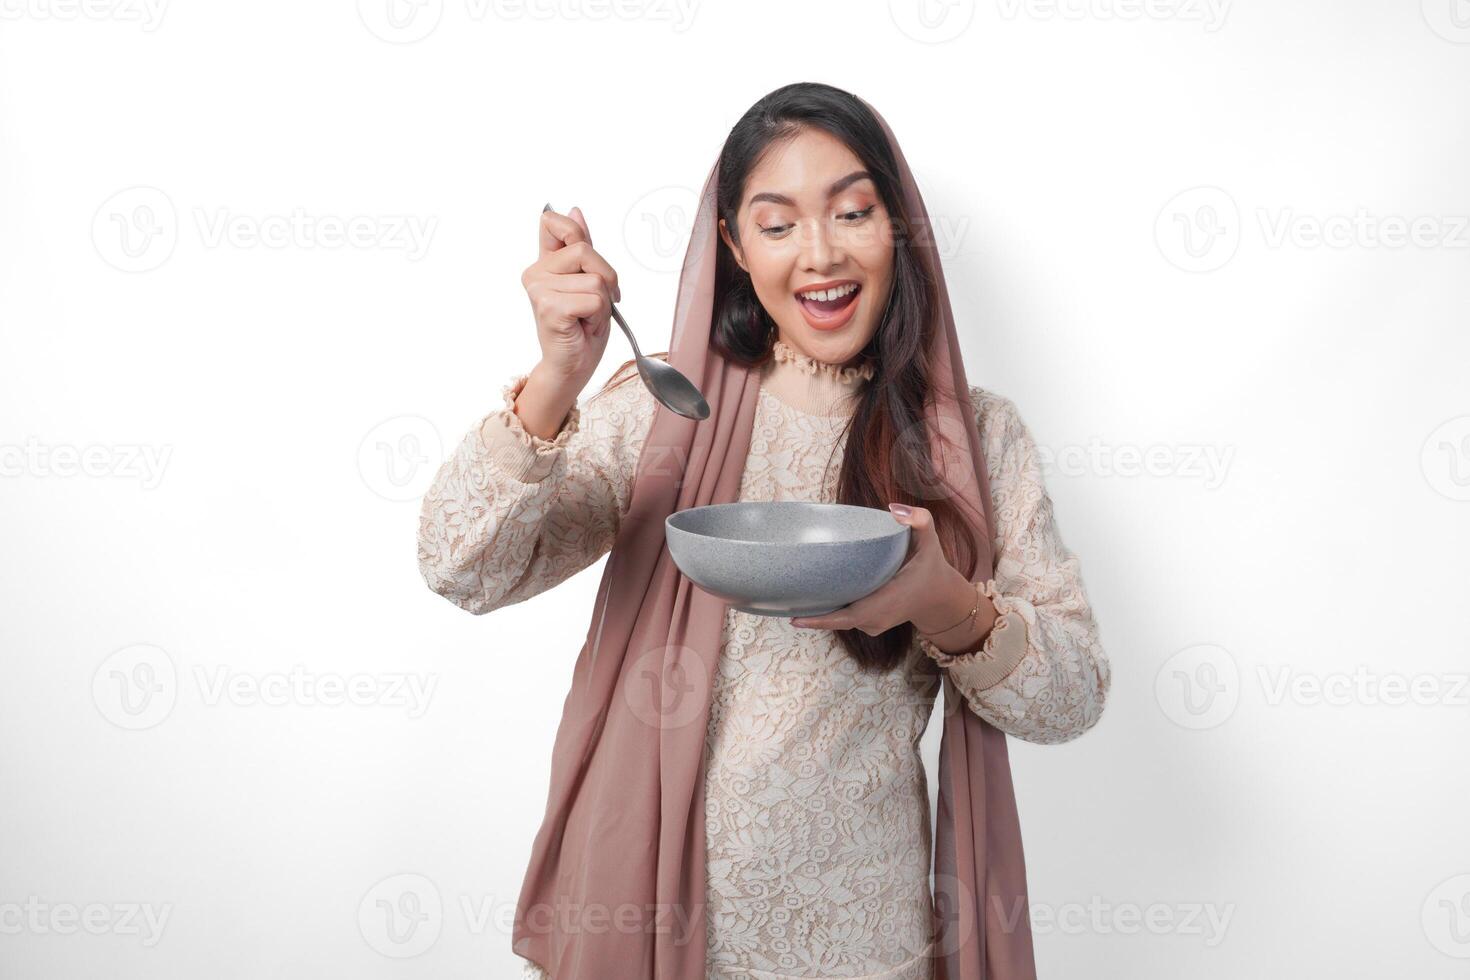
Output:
[663, 501, 911, 617]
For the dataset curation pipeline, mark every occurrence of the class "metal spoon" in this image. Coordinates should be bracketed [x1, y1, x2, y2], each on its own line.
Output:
[543, 202, 710, 421]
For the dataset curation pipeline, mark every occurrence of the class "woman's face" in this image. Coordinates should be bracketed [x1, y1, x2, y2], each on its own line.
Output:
[719, 126, 894, 368]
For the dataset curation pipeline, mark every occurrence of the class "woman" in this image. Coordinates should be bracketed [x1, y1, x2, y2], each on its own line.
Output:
[417, 82, 1110, 980]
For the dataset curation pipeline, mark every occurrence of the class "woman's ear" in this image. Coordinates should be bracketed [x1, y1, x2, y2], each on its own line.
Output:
[718, 217, 747, 274]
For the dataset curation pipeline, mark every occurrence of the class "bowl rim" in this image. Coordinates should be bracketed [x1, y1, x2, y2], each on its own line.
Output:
[664, 501, 909, 548]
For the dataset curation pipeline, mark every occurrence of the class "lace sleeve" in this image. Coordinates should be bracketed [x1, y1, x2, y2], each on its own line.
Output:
[920, 389, 1111, 745]
[415, 362, 657, 615]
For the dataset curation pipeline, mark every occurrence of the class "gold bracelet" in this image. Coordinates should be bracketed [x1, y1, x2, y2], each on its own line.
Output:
[918, 579, 982, 639]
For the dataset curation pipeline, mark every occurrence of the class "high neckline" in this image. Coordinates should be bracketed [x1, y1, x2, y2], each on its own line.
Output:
[760, 339, 875, 417]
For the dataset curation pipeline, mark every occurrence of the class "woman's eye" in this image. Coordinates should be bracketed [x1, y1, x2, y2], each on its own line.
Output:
[758, 206, 874, 238]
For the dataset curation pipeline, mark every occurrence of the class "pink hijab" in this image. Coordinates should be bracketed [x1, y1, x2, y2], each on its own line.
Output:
[512, 98, 1037, 980]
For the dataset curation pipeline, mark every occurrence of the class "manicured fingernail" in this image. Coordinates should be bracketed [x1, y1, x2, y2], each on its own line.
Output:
[888, 502, 911, 518]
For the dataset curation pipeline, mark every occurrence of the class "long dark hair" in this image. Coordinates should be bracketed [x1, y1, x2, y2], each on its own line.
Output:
[604, 81, 983, 673]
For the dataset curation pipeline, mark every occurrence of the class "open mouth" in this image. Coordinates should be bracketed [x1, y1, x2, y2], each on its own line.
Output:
[795, 282, 861, 321]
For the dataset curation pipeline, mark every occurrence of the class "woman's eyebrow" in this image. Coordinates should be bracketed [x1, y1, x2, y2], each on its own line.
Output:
[747, 170, 873, 208]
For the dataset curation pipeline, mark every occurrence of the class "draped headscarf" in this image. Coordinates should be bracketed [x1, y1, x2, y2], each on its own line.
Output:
[512, 96, 1037, 980]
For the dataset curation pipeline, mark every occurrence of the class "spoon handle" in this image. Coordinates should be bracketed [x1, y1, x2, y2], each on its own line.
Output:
[609, 305, 643, 360]
[543, 202, 642, 359]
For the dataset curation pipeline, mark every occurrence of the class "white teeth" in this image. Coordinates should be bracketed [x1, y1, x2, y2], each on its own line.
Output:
[798, 283, 858, 302]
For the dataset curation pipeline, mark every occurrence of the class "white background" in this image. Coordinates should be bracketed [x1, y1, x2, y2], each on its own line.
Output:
[2, 0, 1468, 977]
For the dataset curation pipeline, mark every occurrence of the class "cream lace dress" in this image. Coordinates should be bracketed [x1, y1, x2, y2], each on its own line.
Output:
[416, 340, 1111, 980]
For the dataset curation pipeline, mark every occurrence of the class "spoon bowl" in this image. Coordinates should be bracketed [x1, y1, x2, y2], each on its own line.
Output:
[625, 313, 710, 420]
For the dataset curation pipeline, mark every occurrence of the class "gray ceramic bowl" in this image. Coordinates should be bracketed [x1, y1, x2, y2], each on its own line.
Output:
[664, 501, 911, 617]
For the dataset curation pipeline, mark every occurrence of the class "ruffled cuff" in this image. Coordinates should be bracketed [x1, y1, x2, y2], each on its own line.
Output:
[917, 579, 1031, 690]
[476, 372, 581, 483]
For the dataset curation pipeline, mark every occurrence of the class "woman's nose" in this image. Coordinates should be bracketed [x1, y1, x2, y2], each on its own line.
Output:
[796, 216, 843, 270]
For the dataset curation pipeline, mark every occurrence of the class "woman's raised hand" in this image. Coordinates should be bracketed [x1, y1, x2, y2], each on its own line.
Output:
[521, 205, 623, 390]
